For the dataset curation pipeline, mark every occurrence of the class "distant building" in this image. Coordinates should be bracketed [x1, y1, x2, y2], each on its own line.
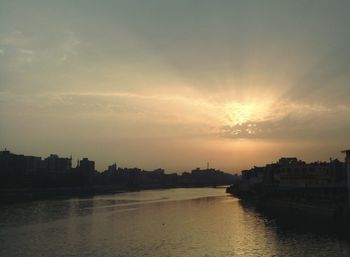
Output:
[0, 149, 43, 174]
[77, 158, 95, 172]
[278, 157, 300, 166]
[24, 155, 42, 174]
[242, 166, 264, 185]
[1, 149, 236, 189]
[107, 163, 118, 173]
[150, 168, 165, 175]
[0, 149, 26, 174]
[42, 154, 72, 172]
[241, 157, 346, 188]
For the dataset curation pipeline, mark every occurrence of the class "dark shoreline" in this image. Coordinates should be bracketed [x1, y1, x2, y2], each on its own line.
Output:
[237, 199, 350, 237]
[0, 184, 226, 205]
[226, 185, 350, 222]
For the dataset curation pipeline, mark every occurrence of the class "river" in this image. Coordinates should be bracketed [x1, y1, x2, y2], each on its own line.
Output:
[1, 188, 350, 257]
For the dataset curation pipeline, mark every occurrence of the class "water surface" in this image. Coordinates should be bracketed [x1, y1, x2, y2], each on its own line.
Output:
[1, 188, 350, 257]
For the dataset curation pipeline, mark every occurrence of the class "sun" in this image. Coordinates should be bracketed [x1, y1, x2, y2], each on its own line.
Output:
[223, 101, 272, 126]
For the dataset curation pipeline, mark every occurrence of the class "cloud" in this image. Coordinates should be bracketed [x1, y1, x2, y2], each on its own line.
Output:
[19, 49, 35, 63]
[0, 30, 26, 47]
[0, 31, 36, 66]
[59, 31, 81, 62]
[1, 90, 350, 143]
[218, 102, 350, 140]
[0, 30, 81, 66]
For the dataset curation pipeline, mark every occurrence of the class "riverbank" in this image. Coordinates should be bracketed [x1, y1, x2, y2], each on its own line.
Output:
[226, 185, 350, 220]
[0, 184, 225, 205]
[0, 185, 126, 204]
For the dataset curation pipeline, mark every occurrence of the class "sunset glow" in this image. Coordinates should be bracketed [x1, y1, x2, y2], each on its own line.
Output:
[1, 0, 350, 172]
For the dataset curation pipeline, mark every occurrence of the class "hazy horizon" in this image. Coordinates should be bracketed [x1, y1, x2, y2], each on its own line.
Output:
[1, 0, 350, 173]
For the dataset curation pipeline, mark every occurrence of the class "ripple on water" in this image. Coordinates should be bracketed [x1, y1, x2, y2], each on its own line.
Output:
[1, 188, 350, 257]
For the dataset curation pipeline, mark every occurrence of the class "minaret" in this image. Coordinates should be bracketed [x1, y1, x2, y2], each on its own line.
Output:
[341, 150, 350, 207]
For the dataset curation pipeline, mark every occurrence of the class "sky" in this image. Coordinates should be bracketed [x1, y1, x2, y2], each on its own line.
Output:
[1, 0, 350, 173]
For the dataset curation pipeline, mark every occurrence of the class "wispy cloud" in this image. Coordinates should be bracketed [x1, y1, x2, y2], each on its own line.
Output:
[1, 90, 349, 142]
[218, 101, 350, 140]
[0, 30, 81, 66]
[59, 31, 81, 62]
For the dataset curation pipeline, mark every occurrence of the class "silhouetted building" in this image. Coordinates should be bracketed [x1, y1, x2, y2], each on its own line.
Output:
[42, 154, 72, 172]
[278, 157, 299, 166]
[1, 149, 236, 191]
[0, 149, 26, 174]
[24, 155, 42, 174]
[107, 163, 118, 173]
[240, 157, 346, 188]
[77, 158, 95, 172]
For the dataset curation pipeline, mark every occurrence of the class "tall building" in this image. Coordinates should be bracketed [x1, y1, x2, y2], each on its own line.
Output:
[107, 163, 118, 173]
[0, 149, 26, 174]
[78, 158, 95, 172]
[24, 156, 42, 174]
[42, 154, 72, 172]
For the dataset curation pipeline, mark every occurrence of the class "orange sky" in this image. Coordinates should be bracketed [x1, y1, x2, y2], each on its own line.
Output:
[1, 0, 350, 172]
